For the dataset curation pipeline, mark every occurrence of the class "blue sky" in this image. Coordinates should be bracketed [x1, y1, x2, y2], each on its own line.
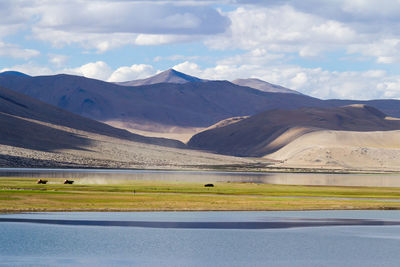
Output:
[1, 0, 400, 100]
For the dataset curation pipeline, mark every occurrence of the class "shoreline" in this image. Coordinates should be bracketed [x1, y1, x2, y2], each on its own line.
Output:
[2, 207, 400, 213]
[1, 165, 400, 175]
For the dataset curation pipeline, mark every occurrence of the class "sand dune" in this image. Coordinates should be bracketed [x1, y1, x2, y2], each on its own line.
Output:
[267, 130, 400, 170]
[105, 120, 205, 143]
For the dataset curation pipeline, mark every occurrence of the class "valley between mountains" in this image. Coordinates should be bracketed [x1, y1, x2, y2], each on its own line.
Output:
[1, 69, 400, 172]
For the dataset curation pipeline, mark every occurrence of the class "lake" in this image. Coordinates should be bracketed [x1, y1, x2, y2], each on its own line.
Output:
[2, 168, 400, 187]
[1, 211, 400, 266]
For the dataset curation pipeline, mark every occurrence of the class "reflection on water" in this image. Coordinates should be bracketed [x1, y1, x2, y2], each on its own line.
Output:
[1, 211, 400, 266]
[2, 168, 400, 187]
[1, 216, 400, 229]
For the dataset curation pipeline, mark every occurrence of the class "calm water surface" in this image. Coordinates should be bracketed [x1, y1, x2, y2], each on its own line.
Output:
[2, 168, 400, 187]
[1, 211, 400, 266]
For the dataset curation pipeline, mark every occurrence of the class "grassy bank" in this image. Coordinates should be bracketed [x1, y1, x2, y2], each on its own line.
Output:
[1, 177, 400, 212]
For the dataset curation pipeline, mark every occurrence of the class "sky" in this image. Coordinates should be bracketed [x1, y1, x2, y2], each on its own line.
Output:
[1, 0, 400, 100]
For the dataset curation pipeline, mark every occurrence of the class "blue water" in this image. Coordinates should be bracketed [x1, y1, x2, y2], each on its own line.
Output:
[1, 211, 400, 266]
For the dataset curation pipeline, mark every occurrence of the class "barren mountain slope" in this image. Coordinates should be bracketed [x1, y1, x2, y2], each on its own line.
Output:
[0, 85, 184, 152]
[267, 130, 400, 171]
[0, 85, 256, 168]
[0, 72, 324, 131]
[188, 105, 400, 157]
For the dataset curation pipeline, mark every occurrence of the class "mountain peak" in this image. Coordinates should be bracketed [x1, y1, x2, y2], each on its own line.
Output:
[0, 71, 31, 77]
[232, 78, 301, 95]
[117, 68, 204, 87]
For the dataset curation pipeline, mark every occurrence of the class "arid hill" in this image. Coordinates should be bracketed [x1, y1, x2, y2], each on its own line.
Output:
[188, 105, 400, 157]
[267, 129, 400, 171]
[2, 70, 400, 141]
[0, 85, 183, 151]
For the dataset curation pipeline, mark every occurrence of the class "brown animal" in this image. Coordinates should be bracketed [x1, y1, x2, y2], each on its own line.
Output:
[64, 180, 74, 184]
[37, 179, 48, 184]
[204, 183, 214, 187]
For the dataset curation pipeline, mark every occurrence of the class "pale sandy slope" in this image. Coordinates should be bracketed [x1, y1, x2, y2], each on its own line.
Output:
[267, 129, 400, 171]
[106, 119, 204, 143]
[106, 116, 249, 143]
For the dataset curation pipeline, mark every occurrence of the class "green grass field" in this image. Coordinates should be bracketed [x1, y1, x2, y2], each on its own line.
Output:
[1, 177, 400, 212]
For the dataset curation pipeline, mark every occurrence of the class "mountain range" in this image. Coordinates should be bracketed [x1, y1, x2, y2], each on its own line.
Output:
[2, 69, 400, 140]
[0, 69, 323, 135]
[1, 68, 400, 170]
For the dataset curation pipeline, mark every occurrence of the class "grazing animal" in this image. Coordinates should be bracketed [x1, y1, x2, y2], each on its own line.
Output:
[37, 179, 48, 184]
[64, 180, 74, 184]
[204, 183, 214, 187]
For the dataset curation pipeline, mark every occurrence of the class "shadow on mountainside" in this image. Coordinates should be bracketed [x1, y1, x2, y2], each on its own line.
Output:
[0, 85, 184, 149]
[0, 112, 92, 152]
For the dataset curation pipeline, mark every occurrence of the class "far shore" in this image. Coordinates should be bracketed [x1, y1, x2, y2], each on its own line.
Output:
[2, 164, 400, 175]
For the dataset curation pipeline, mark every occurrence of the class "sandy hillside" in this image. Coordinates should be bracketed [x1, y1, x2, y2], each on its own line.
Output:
[106, 120, 205, 143]
[188, 104, 400, 157]
[267, 129, 400, 171]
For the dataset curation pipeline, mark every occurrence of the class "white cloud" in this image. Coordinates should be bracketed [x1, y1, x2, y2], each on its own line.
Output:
[48, 53, 68, 68]
[65, 61, 113, 81]
[35, 2, 229, 35]
[153, 54, 199, 62]
[31, 29, 197, 53]
[341, 0, 400, 21]
[217, 48, 285, 66]
[0, 41, 40, 59]
[15, 1, 229, 52]
[206, 6, 358, 57]
[348, 39, 400, 64]
[235, 0, 400, 24]
[134, 34, 194, 46]
[108, 64, 156, 82]
[173, 61, 204, 77]
[172, 60, 400, 100]
[205, 3, 400, 66]
[290, 72, 308, 88]
[0, 1, 32, 28]
[31, 28, 140, 52]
